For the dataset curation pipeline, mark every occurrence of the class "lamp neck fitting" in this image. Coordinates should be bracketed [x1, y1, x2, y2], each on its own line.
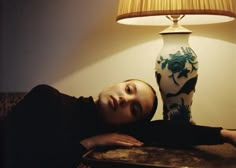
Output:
[161, 15, 192, 35]
[166, 15, 185, 24]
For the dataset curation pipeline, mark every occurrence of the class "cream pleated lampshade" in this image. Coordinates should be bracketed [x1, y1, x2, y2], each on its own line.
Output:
[116, 0, 236, 25]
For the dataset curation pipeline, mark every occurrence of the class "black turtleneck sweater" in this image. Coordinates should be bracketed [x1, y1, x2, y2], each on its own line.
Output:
[3, 84, 224, 168]
[4, 84, 106, 168]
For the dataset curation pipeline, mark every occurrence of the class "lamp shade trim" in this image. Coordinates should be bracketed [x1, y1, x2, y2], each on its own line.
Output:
[117, 10, 236, 20]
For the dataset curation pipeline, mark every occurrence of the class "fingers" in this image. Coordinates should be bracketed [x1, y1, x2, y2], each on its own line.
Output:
[80, 133, 144, 149]
[115, 140, 143, 147]
[109, 133, 144, 147]
[77, 163, 91, 168]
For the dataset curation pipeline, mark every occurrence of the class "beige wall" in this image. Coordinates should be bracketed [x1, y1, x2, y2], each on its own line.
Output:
[1, 0, 236, 128]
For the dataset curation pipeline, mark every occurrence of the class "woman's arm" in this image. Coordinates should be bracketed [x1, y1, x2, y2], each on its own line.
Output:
[80, 121, 236, 150]
[119, 120, 234, 147]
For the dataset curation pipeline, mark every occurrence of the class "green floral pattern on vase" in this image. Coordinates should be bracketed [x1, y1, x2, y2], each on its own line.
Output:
[163, 98, 191, 121]
[157, 47, 198, 85]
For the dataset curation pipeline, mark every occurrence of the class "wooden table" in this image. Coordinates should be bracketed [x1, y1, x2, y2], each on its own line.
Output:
[82, 144, 236, 168]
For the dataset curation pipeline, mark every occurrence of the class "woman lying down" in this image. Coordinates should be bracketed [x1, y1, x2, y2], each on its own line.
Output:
[3, 79, 236, 168]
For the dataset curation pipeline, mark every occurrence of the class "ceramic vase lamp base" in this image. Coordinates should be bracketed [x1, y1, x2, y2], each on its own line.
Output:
[155, 15, 198, 122]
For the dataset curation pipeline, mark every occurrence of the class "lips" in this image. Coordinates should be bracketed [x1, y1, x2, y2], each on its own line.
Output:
[109, 96, 118, 111]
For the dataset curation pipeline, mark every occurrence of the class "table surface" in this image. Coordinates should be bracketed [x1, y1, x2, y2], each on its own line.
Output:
[83, 144, 236, 168]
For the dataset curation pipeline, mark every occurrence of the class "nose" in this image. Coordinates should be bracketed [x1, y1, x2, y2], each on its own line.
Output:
[119, 95, 134, 106]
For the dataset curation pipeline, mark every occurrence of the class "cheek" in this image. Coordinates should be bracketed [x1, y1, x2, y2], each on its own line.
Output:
[115, 107, 133, 122]
[103, 107, 132, 125]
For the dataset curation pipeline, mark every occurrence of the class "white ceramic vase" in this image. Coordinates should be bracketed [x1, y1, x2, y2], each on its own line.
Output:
[155, 25, 198, 121]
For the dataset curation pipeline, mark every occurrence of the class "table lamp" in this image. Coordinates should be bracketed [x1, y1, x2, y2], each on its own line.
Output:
[116, 0, 236, 121]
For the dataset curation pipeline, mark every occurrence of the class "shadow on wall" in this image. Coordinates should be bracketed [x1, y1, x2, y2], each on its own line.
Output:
[68, 15, 236, 80]
[56, 10, 236, 83]
[186, 21, 236, 44]
[1, 0, 236, 91]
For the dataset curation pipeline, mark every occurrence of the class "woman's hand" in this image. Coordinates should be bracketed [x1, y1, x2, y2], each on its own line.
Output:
[221, 129, 236, 147]
[80, 133, 144, 150]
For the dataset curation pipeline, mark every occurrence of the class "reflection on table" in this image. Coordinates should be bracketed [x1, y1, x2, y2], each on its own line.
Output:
[83, 144, 236, 168]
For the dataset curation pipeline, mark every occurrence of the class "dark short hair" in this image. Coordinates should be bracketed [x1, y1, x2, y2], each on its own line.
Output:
[124, 79, 158, 123]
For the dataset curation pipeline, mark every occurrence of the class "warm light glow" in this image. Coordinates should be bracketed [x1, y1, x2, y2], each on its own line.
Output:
[117, 0, 236, 25]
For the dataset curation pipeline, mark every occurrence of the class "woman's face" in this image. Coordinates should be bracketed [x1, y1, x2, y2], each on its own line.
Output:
[96, 80, 155, 126]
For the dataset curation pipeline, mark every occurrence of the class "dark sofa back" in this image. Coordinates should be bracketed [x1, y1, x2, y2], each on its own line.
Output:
[0, 92, 26, 119]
